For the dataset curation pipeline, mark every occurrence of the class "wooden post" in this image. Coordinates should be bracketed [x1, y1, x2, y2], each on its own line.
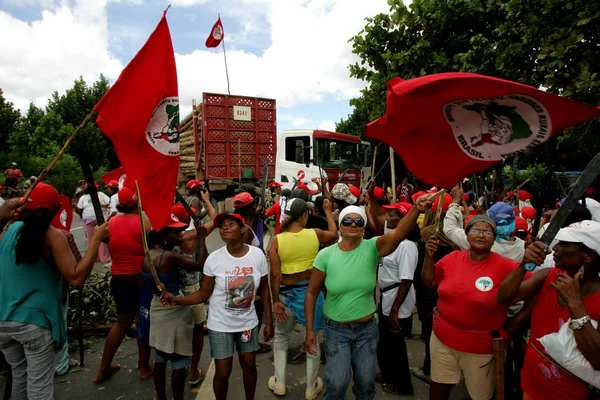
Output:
[493, 335, 505, 400]
[370, 145, 378, 182]
[389, 147, 397, 203]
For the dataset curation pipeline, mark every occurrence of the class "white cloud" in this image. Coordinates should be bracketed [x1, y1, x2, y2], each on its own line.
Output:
[291, 117, 310, 127]
[318, 119, 336, 131]
[1, 0, 390, 119]
[0, 1, 123, 111]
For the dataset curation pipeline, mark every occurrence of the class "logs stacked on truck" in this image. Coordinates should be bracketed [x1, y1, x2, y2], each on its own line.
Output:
[178, 107, 203, 180]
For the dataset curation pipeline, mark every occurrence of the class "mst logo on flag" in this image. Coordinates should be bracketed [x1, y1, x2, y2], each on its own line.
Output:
[146, 97, 180, 156]
[445, 95, 551, 161]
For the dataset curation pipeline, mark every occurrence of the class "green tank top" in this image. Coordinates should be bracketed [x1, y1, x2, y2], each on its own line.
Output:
[0, 222, 66, 350]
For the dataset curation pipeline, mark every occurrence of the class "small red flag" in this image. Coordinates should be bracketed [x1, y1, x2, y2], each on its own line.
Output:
[94, 11, 179, 231]
[100, 166, 126, 187]
[52, 195, 73, 231]
[366, 73, 600, 188]
[205, 17, 224, 48]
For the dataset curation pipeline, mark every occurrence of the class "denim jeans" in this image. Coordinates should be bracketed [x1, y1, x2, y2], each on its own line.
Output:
[0, 321, 57, 400]
[324, 317, 378, 400]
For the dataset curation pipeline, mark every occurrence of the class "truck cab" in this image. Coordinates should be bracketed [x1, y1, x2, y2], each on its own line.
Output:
[276, 129, 371, 193]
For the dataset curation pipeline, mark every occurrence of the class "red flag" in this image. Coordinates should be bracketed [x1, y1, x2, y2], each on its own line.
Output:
[365, 73, 600, 188]
[52, 195, 73, 231]
[205, 17, 224, 48]
[94, 11, 179, 231]
[100, 166, 126, 187]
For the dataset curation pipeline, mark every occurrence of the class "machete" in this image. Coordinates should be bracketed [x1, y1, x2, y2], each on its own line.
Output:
[174, 189, 201, 225]
[524, 151, 600, 271]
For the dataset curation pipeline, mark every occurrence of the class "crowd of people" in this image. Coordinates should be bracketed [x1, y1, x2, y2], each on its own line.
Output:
[0, 172, 599, 400]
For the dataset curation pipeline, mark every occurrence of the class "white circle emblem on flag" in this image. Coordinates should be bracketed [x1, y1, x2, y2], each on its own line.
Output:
[145, 97, 180, 157]
[475, 276, 494, 292]
[59, 209, 67, 228]
[444, 95, 552, 161]
[213, 25, 223, 41]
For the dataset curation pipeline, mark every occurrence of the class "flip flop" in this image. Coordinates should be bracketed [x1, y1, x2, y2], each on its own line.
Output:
[93, 364, 121, 384]
[188, 369, 207, 385]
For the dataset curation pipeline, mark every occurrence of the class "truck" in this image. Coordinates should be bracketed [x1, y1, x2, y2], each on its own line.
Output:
[277, 129, 372, 193]
[178, 93, 371, 201]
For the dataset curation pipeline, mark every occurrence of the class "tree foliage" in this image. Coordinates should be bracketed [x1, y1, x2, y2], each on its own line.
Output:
[0, 76, 114, 195]
[339, 0, 600, 182]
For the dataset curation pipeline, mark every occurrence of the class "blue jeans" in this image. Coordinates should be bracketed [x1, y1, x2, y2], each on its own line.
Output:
[324, 317, 378, 400]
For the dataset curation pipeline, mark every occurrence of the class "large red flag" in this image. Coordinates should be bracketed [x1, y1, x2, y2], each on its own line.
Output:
[205, 17, 224, 48]
[52, 195, 73, 231]
[365, 73, 600, 188]
[94, 11, 179, 230]
[100, 166, 126, 188]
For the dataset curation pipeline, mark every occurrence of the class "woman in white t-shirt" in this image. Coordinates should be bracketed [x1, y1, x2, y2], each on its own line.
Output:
[165, 212, 273, 400]
[76, 183, 111, 265]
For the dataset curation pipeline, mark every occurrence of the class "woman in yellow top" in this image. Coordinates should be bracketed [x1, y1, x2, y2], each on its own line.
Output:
[268, 198, 338, 399]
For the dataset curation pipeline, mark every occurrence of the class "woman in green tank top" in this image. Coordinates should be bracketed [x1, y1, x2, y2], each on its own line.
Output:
[0, 183, 109, 399]
[304, 188, 432, 400]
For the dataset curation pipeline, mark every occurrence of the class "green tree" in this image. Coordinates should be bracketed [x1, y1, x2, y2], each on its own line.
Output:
[340, 0, 600, 181]
[9, 103, 45, 151]
[0, 88, 21, 154]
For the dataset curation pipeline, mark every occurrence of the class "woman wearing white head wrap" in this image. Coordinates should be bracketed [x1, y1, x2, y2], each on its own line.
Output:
[303, 191, 432, 400]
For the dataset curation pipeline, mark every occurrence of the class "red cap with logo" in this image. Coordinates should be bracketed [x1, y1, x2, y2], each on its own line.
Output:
[373, 187, 385, 198]
[107, 180, 119, 188]
[118, 186, 137, 207]
[514, 216, 529, 233]
[268, 181, 283, 189]
[165, 213, 187, 229]
[186, 179, 203, 191]
[172, 204, 196, 224]
[233, 192, 254, 207]
[348, 184, 361, 198]
[25, 182, 60, 212]
[214, 212, 246, 227]
[382, 201, 412, 216]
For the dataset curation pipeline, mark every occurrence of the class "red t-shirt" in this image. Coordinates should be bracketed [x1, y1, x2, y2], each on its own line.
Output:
[265, 202, 281, 234]
[521, 268, 600, 400]
[5, 168, 22, 179]
[108, 214, 145, 275]
[433, 250, 519, 354]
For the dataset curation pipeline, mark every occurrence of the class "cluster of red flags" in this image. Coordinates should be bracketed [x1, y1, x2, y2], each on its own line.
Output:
[366, 73, 600, 188]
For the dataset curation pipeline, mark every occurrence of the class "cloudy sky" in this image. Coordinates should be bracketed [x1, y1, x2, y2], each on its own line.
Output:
[0, 0, 391, 133]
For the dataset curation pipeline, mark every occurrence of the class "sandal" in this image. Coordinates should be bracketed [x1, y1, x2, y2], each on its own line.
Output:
[188, 369, 207, 385]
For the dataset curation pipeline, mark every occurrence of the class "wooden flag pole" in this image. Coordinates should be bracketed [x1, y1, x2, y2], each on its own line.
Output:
[389, 147, 397, 203]
[0, 109, 95, 239]
[220, 14, 231, 95]
[370, 145, 378, 182]
[135, 181, 167, 295]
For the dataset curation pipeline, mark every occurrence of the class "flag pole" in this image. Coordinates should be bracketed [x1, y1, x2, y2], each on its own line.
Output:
[220, 14, 231, 95]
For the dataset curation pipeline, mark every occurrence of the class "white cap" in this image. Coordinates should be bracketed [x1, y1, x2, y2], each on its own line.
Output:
[339, 205, 367, 225]
[582, 198, 600, 223]
[555, 220, 600, 254]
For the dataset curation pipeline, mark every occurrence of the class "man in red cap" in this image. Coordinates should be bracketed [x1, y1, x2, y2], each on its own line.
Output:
[186, 179, 208, 220]
[106, 180, 120, 221]
[4, 162, 22, 197]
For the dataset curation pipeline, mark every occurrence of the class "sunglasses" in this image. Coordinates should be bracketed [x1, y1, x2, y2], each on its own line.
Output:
[341, 216, 365, 227]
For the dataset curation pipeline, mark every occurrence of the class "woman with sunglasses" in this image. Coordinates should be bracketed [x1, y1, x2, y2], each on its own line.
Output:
[422, 215, 522, 400]
[304, 195, 432, 400]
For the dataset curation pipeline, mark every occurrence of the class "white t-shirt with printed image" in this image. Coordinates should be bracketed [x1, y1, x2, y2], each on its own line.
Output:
[204, 245, 268, 332]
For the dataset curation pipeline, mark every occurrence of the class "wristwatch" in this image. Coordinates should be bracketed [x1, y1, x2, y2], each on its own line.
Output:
[568, 315, 591, 331]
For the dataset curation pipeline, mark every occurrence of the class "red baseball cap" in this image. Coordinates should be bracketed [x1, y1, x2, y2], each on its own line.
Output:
[412, 190, 426, 202]
[521, 206, 536, 220]
[172, 204, 196, 223]
[268, 181, 283, 189]
[214, 212, 246, 228]
[515, 216, 529, 233]
[383, 201, 412, 216]
[432, 193, 452, 212]
[166, 212, 187, 229]
[348, 184, 361, 198]
[518, 190, 532, 202]
[25, 182, 60, 212]
[118, 186, 137, 207]
[463, 214, 475, 227]
[107, 180, 119, 188]
[186, 179, 203, 191]
[373, 187, 385, 198]
[233, 192, 254, 207]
